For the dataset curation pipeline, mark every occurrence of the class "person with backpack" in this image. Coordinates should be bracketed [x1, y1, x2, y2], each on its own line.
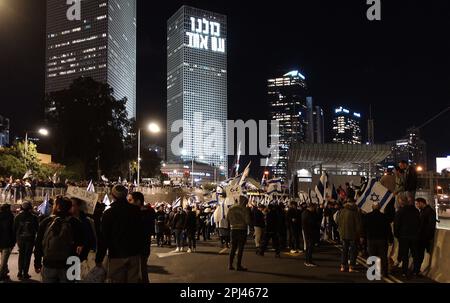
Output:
[0, 204, 15, 281]
[95, 185, 145, 283]
[34, 196, 85, 283]
[13, 201, 39, 280]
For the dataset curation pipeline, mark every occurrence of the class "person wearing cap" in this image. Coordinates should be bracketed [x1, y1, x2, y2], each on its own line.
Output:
[363, 202, 393, 276]
[13, 201, 39, 280]
[95, 185, 145, 283]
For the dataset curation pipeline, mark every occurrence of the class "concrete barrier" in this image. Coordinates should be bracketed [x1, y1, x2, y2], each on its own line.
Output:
[424, 228, 450, 283]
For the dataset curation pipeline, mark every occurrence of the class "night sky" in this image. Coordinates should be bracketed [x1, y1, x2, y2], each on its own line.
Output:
[1, 0, 449, 171]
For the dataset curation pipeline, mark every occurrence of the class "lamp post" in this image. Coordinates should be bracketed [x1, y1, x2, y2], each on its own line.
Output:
[137, 122, 161, 186]
[24, 128, 49, 167]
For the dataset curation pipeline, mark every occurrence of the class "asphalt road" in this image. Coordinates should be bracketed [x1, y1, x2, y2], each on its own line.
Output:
[2, 237, 433, 283]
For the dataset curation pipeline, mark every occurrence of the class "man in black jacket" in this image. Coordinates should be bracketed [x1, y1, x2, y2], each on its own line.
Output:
[171, 207, 187, 252]
[286, 201, 301, 253]
[14, 201, 39, 280]
[251, 204, 265, 253]
[394, 196, 420, 277]
[259, 203, 281, 258]
[128, 191, 155, 283]
[399, 160, 418, 204]
[415, 198, 436, 275]
[302, 203, 318, 267]
[0, 204, 15, 281]
[363, 202, 393, 276]
[95, 185, 145, 283]
[184, 206, 197, 253]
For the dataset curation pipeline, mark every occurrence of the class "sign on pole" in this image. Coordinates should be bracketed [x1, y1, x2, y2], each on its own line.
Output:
[66, 186, 99, 215]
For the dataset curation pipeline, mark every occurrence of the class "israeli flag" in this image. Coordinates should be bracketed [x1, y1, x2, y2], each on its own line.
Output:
[87, 180, 95, 193]
[314, 172, 338, 205]
[37, 193, 51, 216]
[356, 178, 393, 213]
[172, 197, 181, 208]
[267, 178, 283, 195]
[101, 175, 109, 182]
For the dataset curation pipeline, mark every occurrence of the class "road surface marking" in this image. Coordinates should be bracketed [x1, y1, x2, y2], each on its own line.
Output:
[156, 251, 187, 258]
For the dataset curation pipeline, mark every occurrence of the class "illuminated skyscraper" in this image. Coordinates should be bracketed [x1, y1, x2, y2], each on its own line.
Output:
[45, 0, 136, 118]
[332, 106, 362, 144]
[0, 115, 9, 147]
[268, 70, 308, 179]
[166, 6, 227, 174]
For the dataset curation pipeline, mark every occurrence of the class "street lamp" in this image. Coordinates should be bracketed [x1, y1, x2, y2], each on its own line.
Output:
[416, 166, 424, 173]
[137, 122, 161, 186]
[24, 128, 49, 167]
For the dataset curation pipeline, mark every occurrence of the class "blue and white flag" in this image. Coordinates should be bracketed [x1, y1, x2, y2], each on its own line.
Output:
[267, 178, 283, 195]
[356, 178, 393, 213]
[172, 197, 181, 208]
[314, 172, 338, 205]
[87, 180, 95, 193]
[102, 193, 111, 210]
[37, 193, 51, 216]
[101, 175, 109, 182]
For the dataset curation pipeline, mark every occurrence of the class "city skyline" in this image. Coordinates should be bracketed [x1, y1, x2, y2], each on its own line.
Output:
[1, 0, 449, 170]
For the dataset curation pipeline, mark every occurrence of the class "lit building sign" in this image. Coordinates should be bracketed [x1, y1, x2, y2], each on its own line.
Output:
[186, 17, 225, 53]
[354, 112, 361, 118]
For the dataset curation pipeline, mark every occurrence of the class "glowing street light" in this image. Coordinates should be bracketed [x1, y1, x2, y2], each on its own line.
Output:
[137, 122, 161, 185]
[148, 122, 161, 134]
[416, 166, 424, 172]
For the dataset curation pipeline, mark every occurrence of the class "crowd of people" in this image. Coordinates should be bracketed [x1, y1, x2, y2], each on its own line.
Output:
[0, 160, 438, 283]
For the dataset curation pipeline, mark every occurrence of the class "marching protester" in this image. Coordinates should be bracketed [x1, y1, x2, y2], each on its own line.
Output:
[14, 201, 39, 280]
[337, 197, 363, 273]
[251, 203, 265, 253]
[259, 203, 281, 258]
[70, 198, 96, 263]
[127, 192, 154, 283]
[0, 204, 15, 281]
[399, 160, 418, 204]
[95, 185, 145, 283]
[302, 203, 318, 267]
[415, 198, 436, 275]
[155, 205, 166, 247]
[34, 196, 85, 283]
[286, 201, 301, 254]
[171, 206, 187, 252]
[394, 193, 420, 278]
[184, 206, 197, 253]
[227, 196, 251, 271]
[363, 202, 393, 276]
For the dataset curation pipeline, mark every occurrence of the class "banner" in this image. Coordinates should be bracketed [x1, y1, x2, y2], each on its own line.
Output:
[66, 186, 99, 215]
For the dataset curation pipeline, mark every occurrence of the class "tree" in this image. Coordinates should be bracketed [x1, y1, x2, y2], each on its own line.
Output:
[45, 77, 131, 179]
[0, 153, 27, 178]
